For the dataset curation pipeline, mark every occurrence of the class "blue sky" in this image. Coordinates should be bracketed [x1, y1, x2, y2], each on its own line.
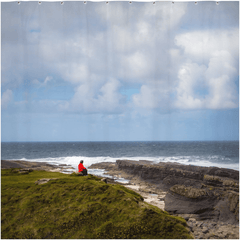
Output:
[1, 1, 239, 142]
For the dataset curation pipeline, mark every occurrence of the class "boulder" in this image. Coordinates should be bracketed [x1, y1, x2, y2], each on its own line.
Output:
[35, 178, 58, 185]
[165, 186, 217, 218]
[18, 169, 33, 174]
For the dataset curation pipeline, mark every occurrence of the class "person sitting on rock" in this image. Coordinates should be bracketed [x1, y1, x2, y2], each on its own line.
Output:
[78, 160, 88, 176]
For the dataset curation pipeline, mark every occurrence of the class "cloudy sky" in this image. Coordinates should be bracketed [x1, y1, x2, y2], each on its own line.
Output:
[1, 1, 239, 142]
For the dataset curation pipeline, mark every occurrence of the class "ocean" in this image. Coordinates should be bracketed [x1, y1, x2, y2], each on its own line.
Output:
[1, 141, 239, 175]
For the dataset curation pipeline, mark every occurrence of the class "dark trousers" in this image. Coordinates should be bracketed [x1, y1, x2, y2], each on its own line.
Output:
[82, 169, 88, 175]
[79, 169, 88, 176]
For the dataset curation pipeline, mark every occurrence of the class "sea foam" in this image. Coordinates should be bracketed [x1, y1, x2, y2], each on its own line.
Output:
[16, 155, 239, 171]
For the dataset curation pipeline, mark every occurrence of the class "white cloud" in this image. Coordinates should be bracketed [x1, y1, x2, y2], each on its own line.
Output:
[133, 85, 158, 109]
[205, 50, 237, 79]
[133, 81, 173, 110]
[133, 28, 239, 111]
[1, 89, 13, 109]
[175, 29, 239, 64]
[173, 29, 239, 110]
[174, 62, 207, 109]
[98, 78, 125, 111]
[43, 76, 53, 85]
[61, 63, 89, 85]
[32, 79, 40, 85]
[31, 76, 53, 87]
[122, 52, 150, 81]
[67, 78, 125, 113]
[206, 75, 238, 109]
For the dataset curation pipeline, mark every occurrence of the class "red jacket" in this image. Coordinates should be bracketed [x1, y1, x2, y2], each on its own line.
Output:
[78, 163, 86, 172]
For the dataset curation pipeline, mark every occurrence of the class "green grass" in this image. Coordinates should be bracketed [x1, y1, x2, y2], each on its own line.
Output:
[2, 169, 193, 239]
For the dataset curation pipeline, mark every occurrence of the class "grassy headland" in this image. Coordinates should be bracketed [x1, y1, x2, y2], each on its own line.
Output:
[1, 169, 193, 239]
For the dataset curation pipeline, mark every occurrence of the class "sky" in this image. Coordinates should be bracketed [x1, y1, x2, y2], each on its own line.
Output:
[1, 1, 239, 142]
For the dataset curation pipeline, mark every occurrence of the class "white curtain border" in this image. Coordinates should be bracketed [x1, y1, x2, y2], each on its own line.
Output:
[0, 0, 238, 2]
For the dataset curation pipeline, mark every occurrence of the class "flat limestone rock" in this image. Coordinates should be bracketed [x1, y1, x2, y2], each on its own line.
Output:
[35, 178, 58, 185]
[18, 169, 34, 174]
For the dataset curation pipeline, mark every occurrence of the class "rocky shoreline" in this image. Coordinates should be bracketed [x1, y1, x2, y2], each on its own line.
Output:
[2, 159, 239, 239]
[89, 160, 239, 239]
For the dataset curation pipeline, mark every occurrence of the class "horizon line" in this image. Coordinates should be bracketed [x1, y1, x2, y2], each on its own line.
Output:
[1, 140, 239, 143]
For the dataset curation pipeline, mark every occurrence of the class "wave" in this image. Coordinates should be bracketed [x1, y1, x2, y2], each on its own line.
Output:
[17, 155, 239, 171]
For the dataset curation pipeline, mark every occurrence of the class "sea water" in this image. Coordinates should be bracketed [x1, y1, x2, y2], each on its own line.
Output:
[1, 142, 239, 176]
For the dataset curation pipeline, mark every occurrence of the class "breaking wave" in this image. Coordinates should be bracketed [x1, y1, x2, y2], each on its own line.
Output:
[18, 155, 239, 171]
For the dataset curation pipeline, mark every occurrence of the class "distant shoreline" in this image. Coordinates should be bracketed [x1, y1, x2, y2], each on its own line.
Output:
[1, 160, 74, 173]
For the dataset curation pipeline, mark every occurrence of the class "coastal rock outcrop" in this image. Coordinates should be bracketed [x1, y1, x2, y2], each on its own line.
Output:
[113, 160, 239, 223]
[89, 160, 239, 238]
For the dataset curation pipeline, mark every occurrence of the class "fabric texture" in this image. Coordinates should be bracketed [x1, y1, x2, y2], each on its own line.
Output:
[78, 163, 86, 172]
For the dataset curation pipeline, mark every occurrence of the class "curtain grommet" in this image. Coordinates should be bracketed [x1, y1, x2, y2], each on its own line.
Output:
[129, 1, 132, 4]
[153, 2, 156, 4]
[17, 1, 20, 4]
[172, 2, 174, 4]
[216, 1, 219, 5]
[83, 1, 87, 4]
[106, 1, 109, 4]
[195, 2, 198, 5]
[60, 1, 64, 5]
[38, 2, 42, 5]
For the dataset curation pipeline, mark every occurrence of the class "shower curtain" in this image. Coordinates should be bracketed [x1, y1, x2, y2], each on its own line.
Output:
[1, 1, 239, 239]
